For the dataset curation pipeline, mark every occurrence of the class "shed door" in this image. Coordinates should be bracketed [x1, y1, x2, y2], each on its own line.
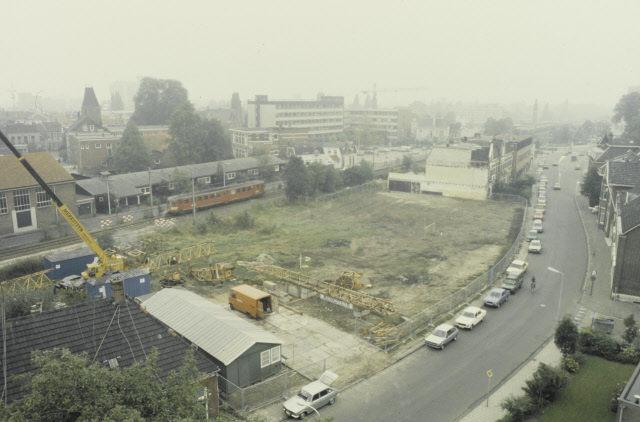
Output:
[238, 358, 251, 386]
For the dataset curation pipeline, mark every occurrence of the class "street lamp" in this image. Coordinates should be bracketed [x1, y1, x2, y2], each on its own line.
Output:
[222, 162, 227, 187]
[547, 267, 565, 322]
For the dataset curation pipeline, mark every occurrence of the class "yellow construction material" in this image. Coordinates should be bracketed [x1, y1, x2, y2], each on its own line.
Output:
[0, 269, 53, 294]
[131, 242, 217, 273]
[251, 265, 396, 316]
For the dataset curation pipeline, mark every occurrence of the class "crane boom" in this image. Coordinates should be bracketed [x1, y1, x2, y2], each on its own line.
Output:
[0, 129, 126, 279]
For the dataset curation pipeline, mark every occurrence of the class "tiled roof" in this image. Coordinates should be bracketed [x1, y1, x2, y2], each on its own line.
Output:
[141, 288, 282, 366]
[67, 116, 105, 133]
[0, 152, 74, 191]
[621, 196, 640, 234]
[0, 298, 219, 403]
[608, 160, 640, 187]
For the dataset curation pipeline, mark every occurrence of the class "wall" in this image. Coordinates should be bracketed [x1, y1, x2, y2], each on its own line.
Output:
[613, 228, 640, 298]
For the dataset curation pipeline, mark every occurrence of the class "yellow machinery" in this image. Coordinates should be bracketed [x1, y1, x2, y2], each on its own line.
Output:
[160, 270, 183, 288]
[0, 130, 126, 279]
[333, 271, 363, 290]
[188, 263, 235, 284]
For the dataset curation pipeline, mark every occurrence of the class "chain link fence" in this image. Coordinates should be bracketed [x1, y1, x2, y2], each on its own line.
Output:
[355, 193, 528, 352]
[218, 359, 327, 413]
[294, 181, 382, 206]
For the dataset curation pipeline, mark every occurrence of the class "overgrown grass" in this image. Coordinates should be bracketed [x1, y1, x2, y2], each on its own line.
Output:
[537, 356, 635, 422]
[0, 257, 44, 281]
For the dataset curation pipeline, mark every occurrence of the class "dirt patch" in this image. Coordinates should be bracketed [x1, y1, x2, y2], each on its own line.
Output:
[153, 191, 520, 334]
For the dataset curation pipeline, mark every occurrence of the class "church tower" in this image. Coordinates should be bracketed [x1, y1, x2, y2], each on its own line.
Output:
[81, 87, 102, 126]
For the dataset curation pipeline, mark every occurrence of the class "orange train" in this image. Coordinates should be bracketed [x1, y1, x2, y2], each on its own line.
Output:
[166, 180, 265, 214]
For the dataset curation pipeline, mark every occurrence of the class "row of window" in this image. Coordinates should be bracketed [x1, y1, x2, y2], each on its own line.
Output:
[275, 111, 343, 118]
[0, 188, 50, 214]
[9, 135, 39, 143]
[274, 103, 342, 109]
[80, 142, 116, 150]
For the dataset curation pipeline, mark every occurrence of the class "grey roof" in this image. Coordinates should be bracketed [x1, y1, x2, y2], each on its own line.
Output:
[67, 116, 105, 133]
[607, 160, 640, 187]
[82, 87, 100, 108]
[76, 177, 141, 198]
[86, 268, 150, 287]
[141, 288, 282, 366]
[621, 196, 640, 234]
[595, 146, 640, 163]
[0, 298, 218, 404]
[44, 247, 94, 262]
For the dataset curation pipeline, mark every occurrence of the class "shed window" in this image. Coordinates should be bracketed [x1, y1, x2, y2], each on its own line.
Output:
[13, 189, 31, 211]
[270, 346, 281, 364]
[260, 350, 271, 368]
[0, 193, 7, 215]
[36, 187, 51, 208]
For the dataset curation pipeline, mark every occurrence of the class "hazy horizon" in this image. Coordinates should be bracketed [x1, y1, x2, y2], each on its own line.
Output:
[4, 0, 639, 113]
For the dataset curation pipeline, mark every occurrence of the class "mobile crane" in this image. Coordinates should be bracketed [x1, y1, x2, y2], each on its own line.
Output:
[0, 129, 126, 279]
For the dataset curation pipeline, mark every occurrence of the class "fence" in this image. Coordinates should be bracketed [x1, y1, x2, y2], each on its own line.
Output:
[218, 359, 327, 413]
[356, 193, 528, 352]
[295, 181, 382, 206]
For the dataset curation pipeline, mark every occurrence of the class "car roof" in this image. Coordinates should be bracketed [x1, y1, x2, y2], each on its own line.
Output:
[490, 288, 506, 293]
[534, 219, 542, 223]
[531, 240, 541, 244]
[512, 259, 526, 265]
[436, 323, 454, 331]
[302, 380, 334, 395]
[463, 306, 482, 313]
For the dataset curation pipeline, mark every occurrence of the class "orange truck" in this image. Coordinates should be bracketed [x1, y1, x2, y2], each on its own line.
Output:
[228, 284, 273, 319]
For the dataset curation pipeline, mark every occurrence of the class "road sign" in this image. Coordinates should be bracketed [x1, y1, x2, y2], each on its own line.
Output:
[591, 270, 597, 277]
[487, 370, 493, 377]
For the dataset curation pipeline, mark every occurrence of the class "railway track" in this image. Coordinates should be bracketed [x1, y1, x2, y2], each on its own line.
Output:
[0, 190, 286, 263]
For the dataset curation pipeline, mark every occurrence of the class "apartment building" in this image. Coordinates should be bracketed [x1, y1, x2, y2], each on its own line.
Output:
[344, 109, 398, 144]
[230, 127, 309, 157]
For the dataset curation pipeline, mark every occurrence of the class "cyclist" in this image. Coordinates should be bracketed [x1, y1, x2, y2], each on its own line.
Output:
[531, 276, 536, 292]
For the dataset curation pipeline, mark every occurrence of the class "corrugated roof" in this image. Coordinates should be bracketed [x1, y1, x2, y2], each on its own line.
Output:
[44, 247, 94, 262]
[0, 152, 74, 191]
[141, 288, 282, 366]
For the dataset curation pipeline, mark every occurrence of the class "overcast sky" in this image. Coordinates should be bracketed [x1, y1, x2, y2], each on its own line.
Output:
[3, 0, 639, 111]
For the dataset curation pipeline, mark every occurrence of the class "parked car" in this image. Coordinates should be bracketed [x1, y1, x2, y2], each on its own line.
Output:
[540, 176, 548, 182]
[552, 163, 559, 166]
[553, 182, 561, 190]
[425, 324, 459, 349]
[528, 239, 542, 253]
[501, 272, 524, 293]
[575, 165, 581, 170]
[507, 259, 528, 277]
[543, 164, 549, 169]
[534, 211, 544, 220]
[533, 219, 543, 233]
[455, 306, 487, 330]
[283, 371, 339, 419]
[537, 197, 546, 207]
[526, 229, 539, 242]
[484, 288, 510, 308]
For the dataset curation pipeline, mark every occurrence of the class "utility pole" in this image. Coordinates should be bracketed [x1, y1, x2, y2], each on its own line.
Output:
[191, 173, 196, 225]
[106, 178, 111, 215]
[148, 167, 154, 217]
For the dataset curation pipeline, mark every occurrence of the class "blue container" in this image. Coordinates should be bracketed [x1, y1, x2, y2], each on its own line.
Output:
[43, 248, 97, 280]
[85, 269, 151, 300]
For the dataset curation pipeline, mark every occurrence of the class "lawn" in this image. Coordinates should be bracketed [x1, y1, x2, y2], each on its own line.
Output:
[538, 356, 635, 422]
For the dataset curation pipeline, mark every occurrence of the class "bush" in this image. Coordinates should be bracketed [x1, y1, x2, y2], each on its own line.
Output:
[579, 328, 621, 360]
[567, 351, 587, 366]
[500, 394, 534, 422]
[623, 314, 639, 345]
[618, 345, 640, 365]
[94, 230, 115, 250]
[610, 381, 626, 413]
[522, 363, 569, 410]
[0, 257, 44, 281]
[561, 357, 580, 373]
[233, 211, 255, 230]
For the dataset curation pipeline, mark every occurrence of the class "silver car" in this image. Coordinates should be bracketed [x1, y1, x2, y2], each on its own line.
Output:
[484, 288, 510, 308]
[284, 371, 339, 419]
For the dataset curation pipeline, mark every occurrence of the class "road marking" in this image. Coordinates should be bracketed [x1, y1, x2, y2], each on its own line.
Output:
[540, 304, 546, 307]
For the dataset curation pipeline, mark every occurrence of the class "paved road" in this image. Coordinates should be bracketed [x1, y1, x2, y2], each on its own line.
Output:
[316, 151, 589, 421]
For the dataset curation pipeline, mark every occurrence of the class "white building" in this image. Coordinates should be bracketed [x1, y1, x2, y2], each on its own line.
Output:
[247, 95, 344, 142]
[344, 109, 398, 143]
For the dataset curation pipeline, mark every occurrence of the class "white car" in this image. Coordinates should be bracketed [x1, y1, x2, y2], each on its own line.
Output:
[532, 219, 543, 233]
[455, 306, 487, 330]
[507, 259, 528, 277]
[528, 239, 542, 253]
[425, 324, 459, 349]
[283, 371, 339, 419]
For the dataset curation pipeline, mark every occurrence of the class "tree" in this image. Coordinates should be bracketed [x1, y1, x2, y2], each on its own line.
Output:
[484, 118, 514, 136]
[1, 348, 205, 421]
[111, 91, 124, 111]
[624, 314, 639, 345]
[343, 161, 373, 186]
[171, 168, 191, 194]
[132, 77, 189, 125]
[356, 119, 379, 147]
[522, 363, 569, 410]
[613, 92, 640, 141]
[283, 156, 310, 200]
[555, 315, 579, 357]
[112, 121, 153, 173]
[580, 166, 602, 207]
[201, 118, 233, 162]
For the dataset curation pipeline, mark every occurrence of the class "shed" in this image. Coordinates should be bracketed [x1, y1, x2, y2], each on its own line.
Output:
[140, 288, 283, 393]
[43, 248, 97, 280]
[85, 268, 151, 300]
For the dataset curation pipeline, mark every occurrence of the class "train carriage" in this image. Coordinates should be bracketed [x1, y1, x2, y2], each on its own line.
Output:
[167, 180, 265, 214]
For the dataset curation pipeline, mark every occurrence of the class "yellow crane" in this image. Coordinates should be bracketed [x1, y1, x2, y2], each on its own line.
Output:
[0, 129, 126, 279]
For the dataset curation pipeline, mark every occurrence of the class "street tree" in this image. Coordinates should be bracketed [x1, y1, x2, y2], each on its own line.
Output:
[613, 92, 640, 141]
[283, 156, 310, 200]
[555, 315, 579, 357]
[624, 314, 639, 345]
[0, 348, 205, 421]
[580, 166, 602, 207]
[132, 77, 189, 125]
[112, 121, 153, 173]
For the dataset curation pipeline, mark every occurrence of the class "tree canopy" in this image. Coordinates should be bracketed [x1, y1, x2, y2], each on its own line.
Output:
[132, 77, 189, 125]
[580, 165, 602, 207]
[555, 315, 579, 357]
[484, 117, 514, 136]
[168, 101, 232, 166]
[283, 156, 310, 200]
[110, 91, 124, 111]
[613, 92, 640, 141]
[0, 348, 205, 422]
[112, 121, 153, 173]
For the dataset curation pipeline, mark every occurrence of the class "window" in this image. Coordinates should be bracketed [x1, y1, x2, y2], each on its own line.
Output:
[0, 193, 7, 215]
[260, 350, 271, 368]
[83, 125, 87, 131]
[95, 143, 101, 149]
[270, 346, 281, 364]
[274, 165, 280, 171]
[154, 159, 160, 165]
[197, 196, 202, 201]
[36, 187, 51, 208]
[242, 187, 246, 192]
[13, 189, 31, 211]
[248, 186, 252, 190]
[168, 183, 175, 190]
[89, 125, 94, 131]
[248, 169, 258, 175]
[140, 187, 150, 194]
[226, 172, 236, 180]
[216, 193, 221, 198]
[106, 143, 112, 148]
[184, 198, 190, 204]
[203, 195, 209, 200]
[231, 190, 236, 195]
[197, 177, 211, 184]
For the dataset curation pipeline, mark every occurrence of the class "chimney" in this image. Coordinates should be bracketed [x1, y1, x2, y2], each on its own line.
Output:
[111, 278, 125, 303]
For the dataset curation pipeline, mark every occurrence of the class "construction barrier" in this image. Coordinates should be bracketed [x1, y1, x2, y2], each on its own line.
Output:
[154, 218, 176, 229]
[100, 218, 113, 228]
[122, 214, 134, 223]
